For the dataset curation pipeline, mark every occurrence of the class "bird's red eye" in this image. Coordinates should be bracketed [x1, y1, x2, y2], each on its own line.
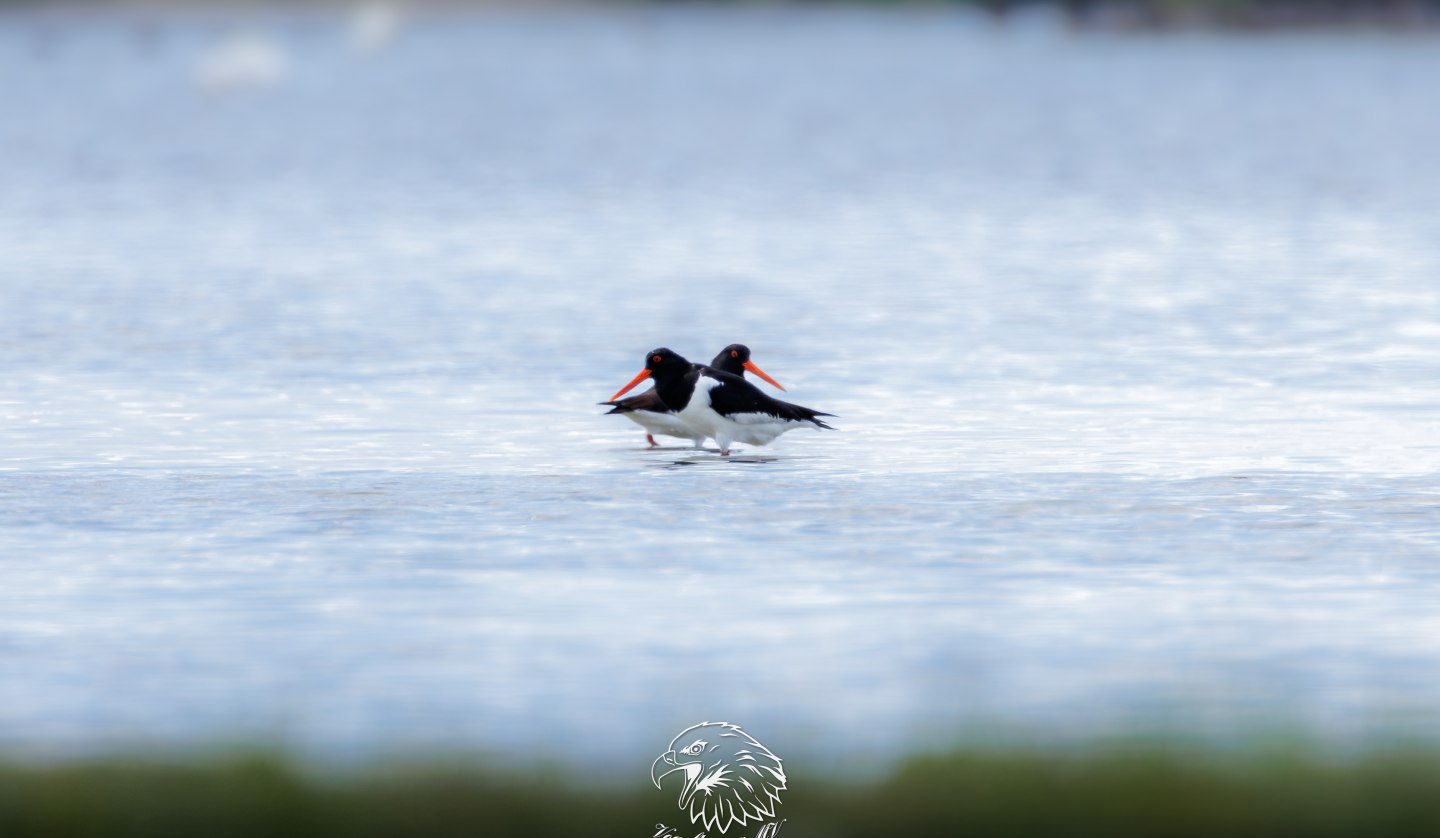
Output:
[652, 354, 662, 363]
[730, 350, 738, 358]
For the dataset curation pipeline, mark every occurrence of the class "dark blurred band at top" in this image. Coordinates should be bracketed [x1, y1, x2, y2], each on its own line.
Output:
[7, 0, 1440, 32]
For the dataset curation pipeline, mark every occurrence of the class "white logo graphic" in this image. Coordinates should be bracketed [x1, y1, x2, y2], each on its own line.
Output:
[650, 721, 787, 836]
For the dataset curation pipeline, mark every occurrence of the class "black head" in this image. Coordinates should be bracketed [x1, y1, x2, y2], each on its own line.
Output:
[645, 347, 693, 376]
[710, 344, 751, 375]
[707, 343, 785, 392]
[609, 347, 695, 402]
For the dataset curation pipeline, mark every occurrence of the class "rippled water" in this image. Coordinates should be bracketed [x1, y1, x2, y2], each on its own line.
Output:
[3, 5, 1440, 767]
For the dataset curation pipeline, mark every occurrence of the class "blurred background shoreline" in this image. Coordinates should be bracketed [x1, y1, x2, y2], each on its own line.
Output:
[5, 0, 1440, 32]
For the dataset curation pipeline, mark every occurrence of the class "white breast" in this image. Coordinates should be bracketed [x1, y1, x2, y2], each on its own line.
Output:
[623, 409, 703, 441]
[676, 376, 725, 437]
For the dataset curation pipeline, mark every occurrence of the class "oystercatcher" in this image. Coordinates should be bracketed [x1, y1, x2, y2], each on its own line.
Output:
[609, 348, 834, 456]
[601, 344, 785, 447]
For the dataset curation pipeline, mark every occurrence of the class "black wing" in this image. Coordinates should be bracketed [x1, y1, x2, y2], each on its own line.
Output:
[702, 368, 835, 428]
[600, 388, 669, 415]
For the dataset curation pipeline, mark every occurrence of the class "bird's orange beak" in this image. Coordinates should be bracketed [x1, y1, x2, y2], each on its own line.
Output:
[743, 359, 785, 391]
[609, 368, 651, 402]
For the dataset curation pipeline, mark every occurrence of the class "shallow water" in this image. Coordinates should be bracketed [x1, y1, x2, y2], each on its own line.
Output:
[2, 5, 1440, 768]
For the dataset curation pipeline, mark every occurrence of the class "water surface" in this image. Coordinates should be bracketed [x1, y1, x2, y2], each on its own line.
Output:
[2, 6, 1440, 767]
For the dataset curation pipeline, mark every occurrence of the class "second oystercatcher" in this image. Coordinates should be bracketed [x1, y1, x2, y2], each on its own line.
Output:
[600, 344, 785, 447]
[609, 348, 834, 456]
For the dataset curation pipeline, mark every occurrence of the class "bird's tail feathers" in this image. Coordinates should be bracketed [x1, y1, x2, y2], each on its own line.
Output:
[774, 401, 836, 429]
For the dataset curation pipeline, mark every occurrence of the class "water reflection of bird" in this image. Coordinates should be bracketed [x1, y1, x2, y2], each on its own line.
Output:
[651, 722, 786, 836]
[610, 348, 833, 456]
[601, 344, 785, 448]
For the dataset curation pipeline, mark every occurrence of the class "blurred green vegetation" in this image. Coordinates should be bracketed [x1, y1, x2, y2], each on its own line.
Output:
[4, 745, 1440, 837]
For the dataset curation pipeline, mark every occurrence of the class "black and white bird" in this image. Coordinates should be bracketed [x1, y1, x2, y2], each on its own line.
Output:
[600, 344, 785, 448]
[609, 348, 834, 456]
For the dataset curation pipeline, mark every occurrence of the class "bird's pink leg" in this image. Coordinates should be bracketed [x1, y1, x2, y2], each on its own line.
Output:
[646, 434, 658, 448]
[720, 449, 731, 456]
